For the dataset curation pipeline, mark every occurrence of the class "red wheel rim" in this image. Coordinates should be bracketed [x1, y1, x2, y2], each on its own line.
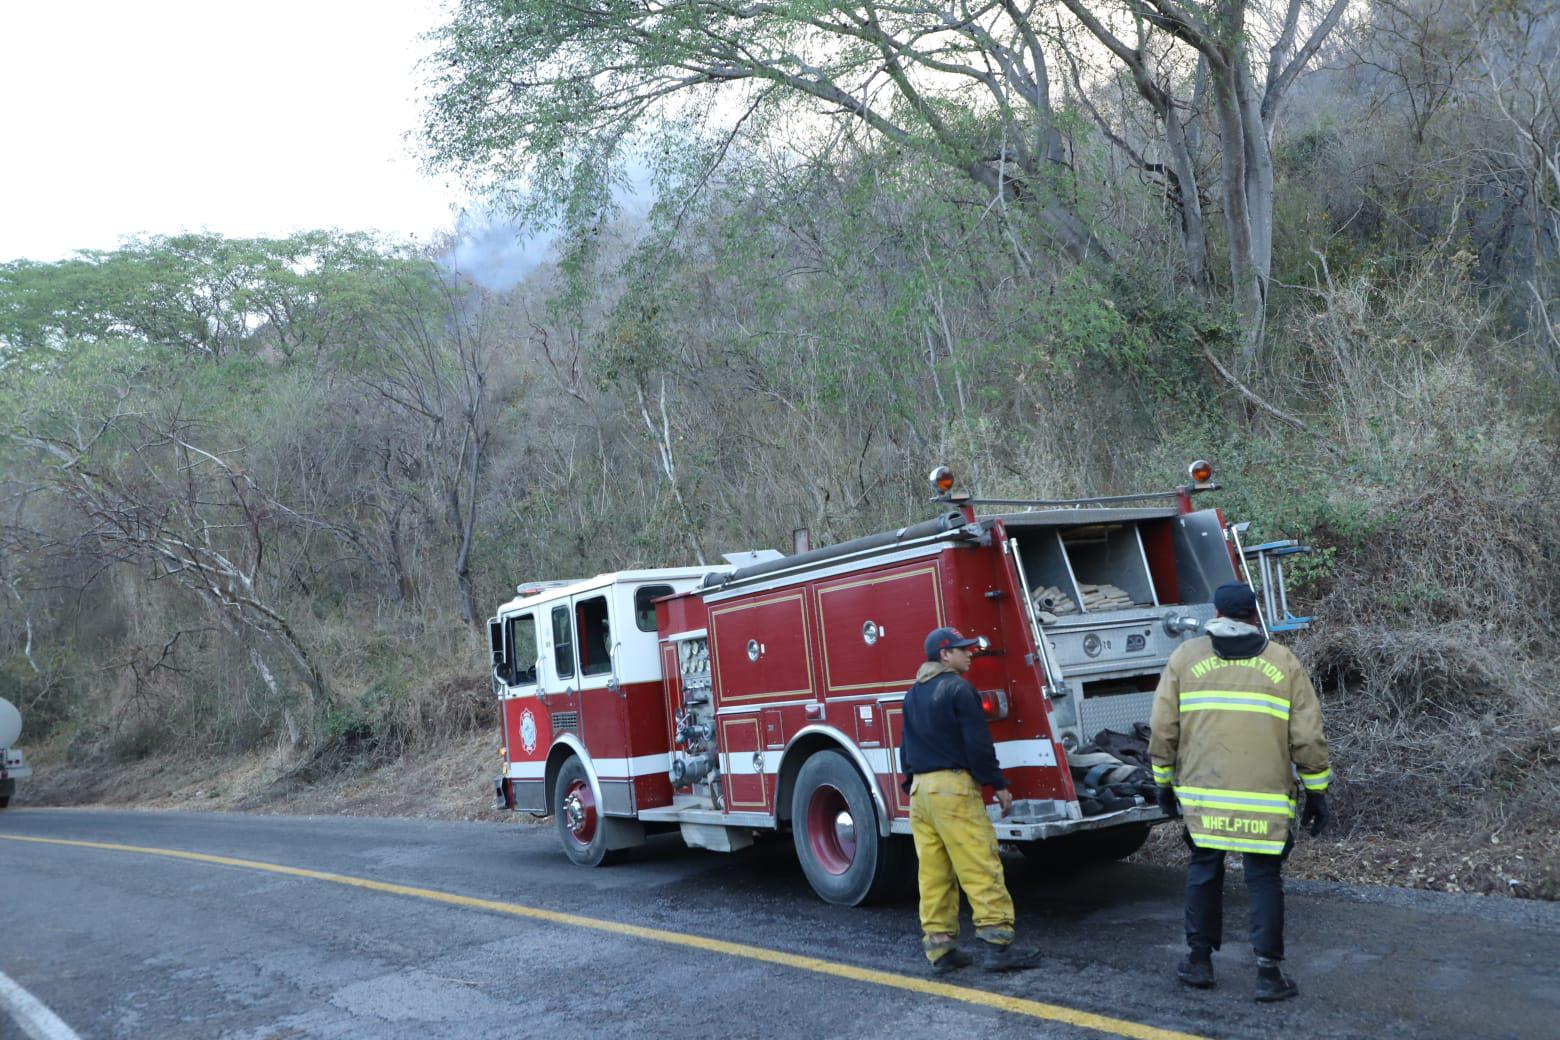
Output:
[805, 783, 857, 875]
[562, 778, 597, 847]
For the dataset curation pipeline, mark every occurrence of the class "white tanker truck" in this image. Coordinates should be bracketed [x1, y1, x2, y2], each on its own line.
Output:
[0, 697, 30, 808]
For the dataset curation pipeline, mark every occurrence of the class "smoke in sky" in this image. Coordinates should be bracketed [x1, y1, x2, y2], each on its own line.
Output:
[439, 160, 656, 293]
[441, 212, 556, 292]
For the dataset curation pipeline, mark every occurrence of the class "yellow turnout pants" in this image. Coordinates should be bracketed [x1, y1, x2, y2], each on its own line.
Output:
[910, 769, 1015, 958]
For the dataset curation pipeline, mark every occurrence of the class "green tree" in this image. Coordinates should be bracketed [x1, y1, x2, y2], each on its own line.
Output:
[341, 264, 504, 626]
[0, 340, 333, 742]
[420, 1, 1108, 263]
[1057, 0, 1350, 361]
[0, 231, 403, 360]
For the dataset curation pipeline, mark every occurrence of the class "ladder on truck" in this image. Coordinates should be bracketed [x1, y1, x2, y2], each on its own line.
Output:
[1242, 538, 1313, 632]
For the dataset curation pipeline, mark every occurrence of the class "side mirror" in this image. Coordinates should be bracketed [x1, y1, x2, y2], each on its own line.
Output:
[493, 661, 515, 686]
[487, 618, 504, 664]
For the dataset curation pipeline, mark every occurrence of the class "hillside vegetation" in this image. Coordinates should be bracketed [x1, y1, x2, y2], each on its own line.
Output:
[1, 1, 1555, 892]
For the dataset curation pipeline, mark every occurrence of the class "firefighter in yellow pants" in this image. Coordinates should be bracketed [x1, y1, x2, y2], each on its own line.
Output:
[901, 627, 1038, 974]
[911, 770, 1015, 948]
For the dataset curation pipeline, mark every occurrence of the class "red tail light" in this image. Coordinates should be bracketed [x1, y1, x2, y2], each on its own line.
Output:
[979, 689, 1009, 720]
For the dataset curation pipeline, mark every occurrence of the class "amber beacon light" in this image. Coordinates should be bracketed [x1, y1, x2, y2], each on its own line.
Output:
[929, 465, 955, 494]
[1188, 459, 1214, 484]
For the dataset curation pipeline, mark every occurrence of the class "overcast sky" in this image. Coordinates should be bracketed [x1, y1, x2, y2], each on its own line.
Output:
[0, 1, 466, 263]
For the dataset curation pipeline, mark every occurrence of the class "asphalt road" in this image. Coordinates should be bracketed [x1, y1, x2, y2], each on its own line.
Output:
[1, 809, 1555, 1040]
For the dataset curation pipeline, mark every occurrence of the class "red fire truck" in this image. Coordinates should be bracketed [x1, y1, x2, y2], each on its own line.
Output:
[487, 463, 1309, 905]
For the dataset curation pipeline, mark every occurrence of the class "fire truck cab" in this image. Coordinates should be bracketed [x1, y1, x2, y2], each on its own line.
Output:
[488, 463, 1308, 905]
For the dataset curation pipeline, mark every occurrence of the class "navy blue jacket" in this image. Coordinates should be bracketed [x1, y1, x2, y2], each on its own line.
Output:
[899, 669, 1006, 791]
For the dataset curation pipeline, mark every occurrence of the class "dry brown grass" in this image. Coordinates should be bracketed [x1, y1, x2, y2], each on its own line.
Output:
[1295, 468, 1560, 838]
[17, 730, 519, 825]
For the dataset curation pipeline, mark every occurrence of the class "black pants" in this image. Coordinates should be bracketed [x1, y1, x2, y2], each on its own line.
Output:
[1184, 837, 1292, 961]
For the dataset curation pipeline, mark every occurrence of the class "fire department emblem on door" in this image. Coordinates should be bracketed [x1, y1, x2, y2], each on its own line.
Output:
[520, 708, 538, 755]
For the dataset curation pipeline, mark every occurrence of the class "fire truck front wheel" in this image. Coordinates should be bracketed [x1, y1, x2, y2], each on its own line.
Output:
[554, 757, 614, 867]
[791, 750, 908, 906]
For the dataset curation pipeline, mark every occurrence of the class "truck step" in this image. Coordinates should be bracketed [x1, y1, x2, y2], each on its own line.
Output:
[679, 821, 755, 853]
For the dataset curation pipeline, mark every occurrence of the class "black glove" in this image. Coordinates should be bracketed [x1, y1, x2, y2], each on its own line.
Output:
[1300, 792, 1329, 837]
[1157, 785, 1180, 819]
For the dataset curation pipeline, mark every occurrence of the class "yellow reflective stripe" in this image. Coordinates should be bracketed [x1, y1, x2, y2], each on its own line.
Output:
[1175, 785, 1293, 808]
[1178, 795, 1295, 817]
[1185, 689, 1290, 708]
[1179, 702, 1290, 721]
[1179, 690, 1291, 720]
[1151, 764, 1174, 783]
[1300, 767, 1331, 791]
[1191, 833, 1288, 854]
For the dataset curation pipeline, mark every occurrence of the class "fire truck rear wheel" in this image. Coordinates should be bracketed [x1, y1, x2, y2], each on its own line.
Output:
[554, 757, 614, 867]
[791, 750, 907, 906]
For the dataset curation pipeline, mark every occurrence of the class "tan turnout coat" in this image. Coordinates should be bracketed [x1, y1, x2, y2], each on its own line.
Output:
[1148, 634, 1330, 853]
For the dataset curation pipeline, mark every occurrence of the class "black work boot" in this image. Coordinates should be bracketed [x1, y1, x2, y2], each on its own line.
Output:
[1254, 960, 1298, 1002]
[979, 941, 1041, 973]
[929, 946, 973, 974]
[1176, 950, 1215, 989]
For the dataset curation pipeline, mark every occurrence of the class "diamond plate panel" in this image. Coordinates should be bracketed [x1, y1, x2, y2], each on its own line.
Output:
[1077, 691, 1156, 743]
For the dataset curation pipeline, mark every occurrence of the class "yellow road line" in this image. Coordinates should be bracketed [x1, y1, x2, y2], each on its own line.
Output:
[0, 833, 1205, 1040]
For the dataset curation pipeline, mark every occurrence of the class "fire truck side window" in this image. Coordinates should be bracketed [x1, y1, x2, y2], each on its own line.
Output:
[634, 584, 674, 632]
[505, 614, 538, 686]
[576, 596, 612, 677]
[551, 605, 575, 679]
